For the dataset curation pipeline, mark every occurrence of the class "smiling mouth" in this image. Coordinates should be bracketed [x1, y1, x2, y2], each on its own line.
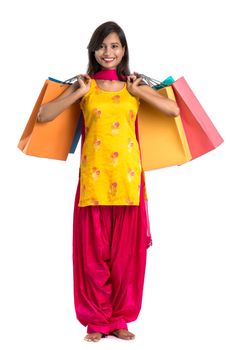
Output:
[102, 58, 115, 62]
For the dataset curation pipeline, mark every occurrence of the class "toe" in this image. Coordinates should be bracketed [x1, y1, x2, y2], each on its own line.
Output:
[84, 335, 91, 342]
[84, 332, 103, 342]
[110, 329, 135, 340]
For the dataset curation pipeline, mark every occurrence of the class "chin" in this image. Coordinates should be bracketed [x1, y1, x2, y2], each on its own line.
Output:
[102, 66, 117, 70]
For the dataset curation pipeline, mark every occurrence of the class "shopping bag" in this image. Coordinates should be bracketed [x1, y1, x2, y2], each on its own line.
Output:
[137, 85, 192, 170]
[137, 74, 224, 170]
[17, 77, 81, 160]
[171, 77, 224, 159]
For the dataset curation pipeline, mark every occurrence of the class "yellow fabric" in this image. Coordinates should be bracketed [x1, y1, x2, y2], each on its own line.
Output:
[78, 79, 146, 207]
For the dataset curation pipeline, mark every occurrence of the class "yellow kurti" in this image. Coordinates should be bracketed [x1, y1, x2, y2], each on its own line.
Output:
[78, 78, 145, 207]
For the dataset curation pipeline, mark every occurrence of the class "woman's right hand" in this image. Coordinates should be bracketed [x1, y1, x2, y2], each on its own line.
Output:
[73, 74, 91, 97]
[37, 74, 92, 123]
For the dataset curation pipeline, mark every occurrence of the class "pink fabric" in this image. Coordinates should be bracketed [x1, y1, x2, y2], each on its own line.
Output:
[91, 69, 127, 81]
[135, 115, 152, 248]
[72, 114, 153, 334]
[72, 167, 149, 334]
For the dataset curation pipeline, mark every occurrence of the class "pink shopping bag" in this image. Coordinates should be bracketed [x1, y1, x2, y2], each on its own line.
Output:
[171, 77, 224, 159]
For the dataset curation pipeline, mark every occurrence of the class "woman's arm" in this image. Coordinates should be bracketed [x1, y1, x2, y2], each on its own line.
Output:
[37, 75, 91, 123]
[127, 75, 180, 117]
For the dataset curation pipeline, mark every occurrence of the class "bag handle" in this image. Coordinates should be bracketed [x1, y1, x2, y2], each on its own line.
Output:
[63, 73, 172, 89]
[135, 73, 163, 87]
[137, 73, 176, 90]
[63, 75, 83, 85]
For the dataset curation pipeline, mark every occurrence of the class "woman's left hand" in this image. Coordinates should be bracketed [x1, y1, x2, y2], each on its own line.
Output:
[126, 73, 143, 97]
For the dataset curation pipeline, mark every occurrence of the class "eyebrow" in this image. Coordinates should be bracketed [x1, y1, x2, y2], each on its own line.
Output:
[101, 42, 120, 45]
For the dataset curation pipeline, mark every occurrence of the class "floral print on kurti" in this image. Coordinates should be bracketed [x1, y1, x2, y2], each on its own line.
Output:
[78, 79, 147, 206]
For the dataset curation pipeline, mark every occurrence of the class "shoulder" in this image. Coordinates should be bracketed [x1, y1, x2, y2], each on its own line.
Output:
[79, 79, 95, 106]
[83, 78, 96, 96]
[89, 78, 96, 87]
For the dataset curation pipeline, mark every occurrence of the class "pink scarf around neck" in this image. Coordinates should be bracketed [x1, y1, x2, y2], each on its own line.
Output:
[91, 69, 126, 81]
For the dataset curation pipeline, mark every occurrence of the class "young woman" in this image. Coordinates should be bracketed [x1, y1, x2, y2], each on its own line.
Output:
[37, 21, 179, 342]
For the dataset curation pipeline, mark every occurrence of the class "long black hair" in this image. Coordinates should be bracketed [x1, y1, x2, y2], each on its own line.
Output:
[86, 21, 130, 81]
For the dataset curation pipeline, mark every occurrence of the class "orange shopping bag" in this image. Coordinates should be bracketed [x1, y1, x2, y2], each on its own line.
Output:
[17, 77, 81, 160]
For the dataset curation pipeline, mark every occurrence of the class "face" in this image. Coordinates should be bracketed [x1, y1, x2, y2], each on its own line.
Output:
[94, 32, 125, 70]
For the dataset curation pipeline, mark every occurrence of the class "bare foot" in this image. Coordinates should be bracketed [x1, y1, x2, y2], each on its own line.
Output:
[84, 332, 105, 342]
[109, 329, 135, 340]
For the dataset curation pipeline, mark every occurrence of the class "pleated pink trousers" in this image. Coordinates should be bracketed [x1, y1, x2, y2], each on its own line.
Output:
[72, 116, 152, 335]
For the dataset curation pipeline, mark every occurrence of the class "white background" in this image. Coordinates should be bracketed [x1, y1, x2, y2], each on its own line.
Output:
[1, 0, 233, 349]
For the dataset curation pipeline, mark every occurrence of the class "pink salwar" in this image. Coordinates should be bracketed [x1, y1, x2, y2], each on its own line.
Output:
[72, 115, 152, 334]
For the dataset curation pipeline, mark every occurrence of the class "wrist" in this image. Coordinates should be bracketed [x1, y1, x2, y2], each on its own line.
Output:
[134, 86, 145, 99]
[73, 89, 85, 99]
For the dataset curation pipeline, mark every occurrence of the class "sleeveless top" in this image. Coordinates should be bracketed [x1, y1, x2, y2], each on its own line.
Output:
[77, 78, 147, 207]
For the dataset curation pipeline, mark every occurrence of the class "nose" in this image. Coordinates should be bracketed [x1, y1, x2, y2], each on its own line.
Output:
[103, 46, 112, 55]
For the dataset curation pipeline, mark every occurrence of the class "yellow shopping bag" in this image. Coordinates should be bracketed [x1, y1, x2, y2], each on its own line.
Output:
[137, 85, 192, 170]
